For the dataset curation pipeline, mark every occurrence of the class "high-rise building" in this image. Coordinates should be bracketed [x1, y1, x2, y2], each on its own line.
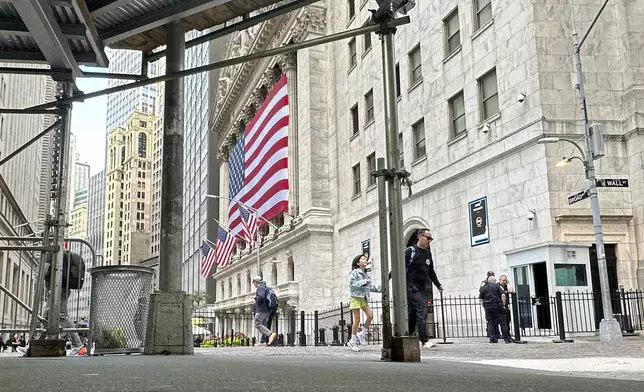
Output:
[150, 59, 165, 259]
[37, 78, 58, 233]
[0, 66, 48, 335]
[181, 30, 211, 293]
[69, 204, 88, 239]
[105, 49, 158, 133]
[66, 133, 77, 215]
[104, 112, 155, 266]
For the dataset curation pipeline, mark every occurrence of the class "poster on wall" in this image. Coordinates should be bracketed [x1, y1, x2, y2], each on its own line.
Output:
[361, 239, 370, 258]
[469, 196, 490, 247]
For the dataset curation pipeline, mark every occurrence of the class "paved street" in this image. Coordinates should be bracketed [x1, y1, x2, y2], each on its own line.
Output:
[2, 338, 644, 392]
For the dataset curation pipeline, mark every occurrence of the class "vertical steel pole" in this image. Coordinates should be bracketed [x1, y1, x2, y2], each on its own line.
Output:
[47, 82, 73, 337]
[572, 38, 622, 342]
[376, 157, 392, 358]
[257, 231, 261, 278]
[28, 219, 51, 339]
[158, 20, 185, 293]
[379, 28, 408, 337]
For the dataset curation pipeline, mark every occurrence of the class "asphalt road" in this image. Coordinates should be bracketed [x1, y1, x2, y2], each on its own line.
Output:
[1, 353, 643, 392]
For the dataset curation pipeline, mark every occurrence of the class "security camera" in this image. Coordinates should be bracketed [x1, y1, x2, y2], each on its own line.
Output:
[517, 93, 526, 103]
[526, 210, 535, 221]
[482, 124, 490, 134]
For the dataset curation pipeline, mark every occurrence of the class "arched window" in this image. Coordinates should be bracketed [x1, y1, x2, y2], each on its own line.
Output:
[272, 63, 282, 80]
[138, 133, 147, 158]
[110, 149, 115, 169]
[228, 279, 232, 298]
[120, 146, 125, 165]
[271, 263, 277, 286]
[220, 282, 225, 301]
[236, 276, 241, 296]
[246, 273, 252, 293]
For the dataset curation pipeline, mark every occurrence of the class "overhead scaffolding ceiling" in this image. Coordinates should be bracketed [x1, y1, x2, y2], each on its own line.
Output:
[0, 0, 288, 78]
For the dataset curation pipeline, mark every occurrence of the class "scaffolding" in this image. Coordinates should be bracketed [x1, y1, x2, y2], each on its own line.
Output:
[0, 0, 415, 360]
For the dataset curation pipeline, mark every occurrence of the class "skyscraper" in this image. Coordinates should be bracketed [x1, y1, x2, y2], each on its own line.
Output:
[181, 30, 211, 293]
[37, 78, 58, 233]
[150, 59, 165, 258]
[105, 49, 158, 133]
[104, 112, 155, 266]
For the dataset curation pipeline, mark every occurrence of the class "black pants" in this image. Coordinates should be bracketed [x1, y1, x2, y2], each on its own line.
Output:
[407, 289, 428, 343]
[485, 306, 510, 340]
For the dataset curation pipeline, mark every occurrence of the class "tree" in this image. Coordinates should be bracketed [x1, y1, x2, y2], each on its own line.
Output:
[189, 291, 211, 310]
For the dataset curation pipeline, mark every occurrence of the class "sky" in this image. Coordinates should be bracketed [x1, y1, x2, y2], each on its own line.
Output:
[70, 68, 108, 176]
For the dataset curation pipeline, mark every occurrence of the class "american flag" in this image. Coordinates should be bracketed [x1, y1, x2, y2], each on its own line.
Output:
[240, 206, 259, 248]
[214, 226, 236, 269]
[200, 240, 216, 278]
[227, 75, 289, 257]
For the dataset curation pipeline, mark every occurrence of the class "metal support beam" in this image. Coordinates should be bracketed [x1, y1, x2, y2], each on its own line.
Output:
[13, 0, 82, 76]
[146, 0, 321, 63]
[0, 120, 60, 167]
[46, 82, 73, 338]
[88, 0, 132, 18]
[0, 21, 87, 40]
[159, 20, 185, 294]
[0, 245, 58, 252]
[0, 67, 143, 80]
[0, 236, 43, 242]
[25, 17, 410, 110]
[101, 0, 232, 45]
[71, 0, 109, 67]
[0, 108, 61, 115]
[0, 328, 89, 333]
[0, 50, 96, 66]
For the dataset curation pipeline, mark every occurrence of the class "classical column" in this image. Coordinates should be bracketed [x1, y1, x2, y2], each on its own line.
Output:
[278, 52, 299, 219]
[218, 145, 230, 227]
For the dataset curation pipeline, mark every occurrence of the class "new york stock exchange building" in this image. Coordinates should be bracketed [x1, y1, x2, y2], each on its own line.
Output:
[204, 0, 644, 340]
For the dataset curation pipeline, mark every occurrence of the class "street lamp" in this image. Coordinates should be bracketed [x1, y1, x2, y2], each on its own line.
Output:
[537, 134, 622, 342]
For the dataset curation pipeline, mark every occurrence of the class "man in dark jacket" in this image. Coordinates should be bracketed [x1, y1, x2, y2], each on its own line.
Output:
[480, 276, 512, 343]
[405, 228, 443, 349]
[252, 276, 277, 346]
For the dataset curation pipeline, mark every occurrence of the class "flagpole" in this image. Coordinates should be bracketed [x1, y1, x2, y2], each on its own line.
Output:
[206, 194, 280, 230]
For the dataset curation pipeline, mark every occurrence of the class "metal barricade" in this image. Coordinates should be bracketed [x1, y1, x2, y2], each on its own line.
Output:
[89, 265, 154, 355]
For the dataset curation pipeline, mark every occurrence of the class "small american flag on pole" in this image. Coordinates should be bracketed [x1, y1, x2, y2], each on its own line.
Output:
[240, 206, 260, 248]
[200, 240, 217, 278]
[214, 226, 236, 268]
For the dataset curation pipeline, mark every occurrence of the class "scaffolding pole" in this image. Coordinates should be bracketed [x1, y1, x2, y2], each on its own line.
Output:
[0, 120, 60, 168]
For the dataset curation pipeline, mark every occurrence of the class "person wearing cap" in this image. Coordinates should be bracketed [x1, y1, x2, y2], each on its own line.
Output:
[252, 276, 277, 346]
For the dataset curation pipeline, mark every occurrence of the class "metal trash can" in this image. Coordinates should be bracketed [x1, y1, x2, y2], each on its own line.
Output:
[89, 266, 154, 355]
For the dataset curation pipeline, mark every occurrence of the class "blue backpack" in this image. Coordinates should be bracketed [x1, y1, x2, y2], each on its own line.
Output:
[265, 287, 279, 311]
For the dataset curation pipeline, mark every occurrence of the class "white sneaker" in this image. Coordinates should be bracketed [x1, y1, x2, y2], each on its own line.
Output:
[16, 346, 28, 356]
[347, 339, 360, 352]
[357, 331, 367, 346]
[421, 341, 436, 349]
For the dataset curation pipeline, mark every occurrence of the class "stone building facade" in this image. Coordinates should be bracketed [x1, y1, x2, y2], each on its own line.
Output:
[210, 0, 644, 336]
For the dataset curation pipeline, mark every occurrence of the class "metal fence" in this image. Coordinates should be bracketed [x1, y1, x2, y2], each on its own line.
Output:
[192, 290, 644, 347]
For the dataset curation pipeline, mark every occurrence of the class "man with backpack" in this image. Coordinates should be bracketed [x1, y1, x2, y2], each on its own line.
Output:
[252, 276, 278, 346]
[405, 228, 443, 349]
[18, 250, 86, 356]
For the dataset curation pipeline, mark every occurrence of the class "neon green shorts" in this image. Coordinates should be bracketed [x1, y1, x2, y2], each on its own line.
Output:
[349, 296, 367, 310]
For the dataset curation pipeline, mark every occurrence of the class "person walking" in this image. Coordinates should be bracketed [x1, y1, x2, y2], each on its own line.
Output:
[252, 276, 278, 347]
[405, 228, 443, 349]
[346, 253, 374, 352]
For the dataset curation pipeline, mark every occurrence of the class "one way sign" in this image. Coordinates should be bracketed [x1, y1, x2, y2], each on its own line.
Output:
[596, 179, 629, 188]
[568, 188, 590, 205]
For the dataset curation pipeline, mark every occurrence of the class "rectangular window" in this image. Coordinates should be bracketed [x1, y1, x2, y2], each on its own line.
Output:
[348, 0, 356, 19]
[408, 45, 422, 86]
[398, 133, 404, 168]
[395, 63, 401, 98]
[449, 91, 466, 136]
[412, 119, 426, 160]
[350, 104, 359, 136]
[554, 264, 588, 286]
[352, 163, 361, 196]
[349, 38, 357, 69]
[478, 68, 499, 121]
[367, 152, 376, 187]
[364, 89, 374, 124]
[363, 21, 372, 53]
[444, 9, 461, 55]
[475, 0, 493, 30]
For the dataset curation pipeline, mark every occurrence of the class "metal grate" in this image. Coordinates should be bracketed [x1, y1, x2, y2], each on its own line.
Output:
[89, 266, 154, 354]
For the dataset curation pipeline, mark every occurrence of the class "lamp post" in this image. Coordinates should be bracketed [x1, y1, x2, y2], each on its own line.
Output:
[537, 137, 622, 342]
[205, 195, 279, 277]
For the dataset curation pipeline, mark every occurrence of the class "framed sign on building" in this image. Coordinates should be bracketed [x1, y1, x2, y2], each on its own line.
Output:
[469, 197, 490, 247]
[361, 239, 370, 257]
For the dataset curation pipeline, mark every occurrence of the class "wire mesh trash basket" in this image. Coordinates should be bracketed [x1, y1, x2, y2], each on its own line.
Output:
[89, 266, 154, 355]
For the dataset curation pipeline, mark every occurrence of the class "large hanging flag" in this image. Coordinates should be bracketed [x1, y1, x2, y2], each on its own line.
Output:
[228, 75, 290, 254]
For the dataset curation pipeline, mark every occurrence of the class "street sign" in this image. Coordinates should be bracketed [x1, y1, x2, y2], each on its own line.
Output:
[568, 188, 590, 205]
[361, 239, 370, 258]
[596, 178, 629, 188]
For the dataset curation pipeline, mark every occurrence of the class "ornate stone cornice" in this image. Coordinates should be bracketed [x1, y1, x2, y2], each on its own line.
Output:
[277, 52, 297, 72]
[291, 6, 327, 42]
